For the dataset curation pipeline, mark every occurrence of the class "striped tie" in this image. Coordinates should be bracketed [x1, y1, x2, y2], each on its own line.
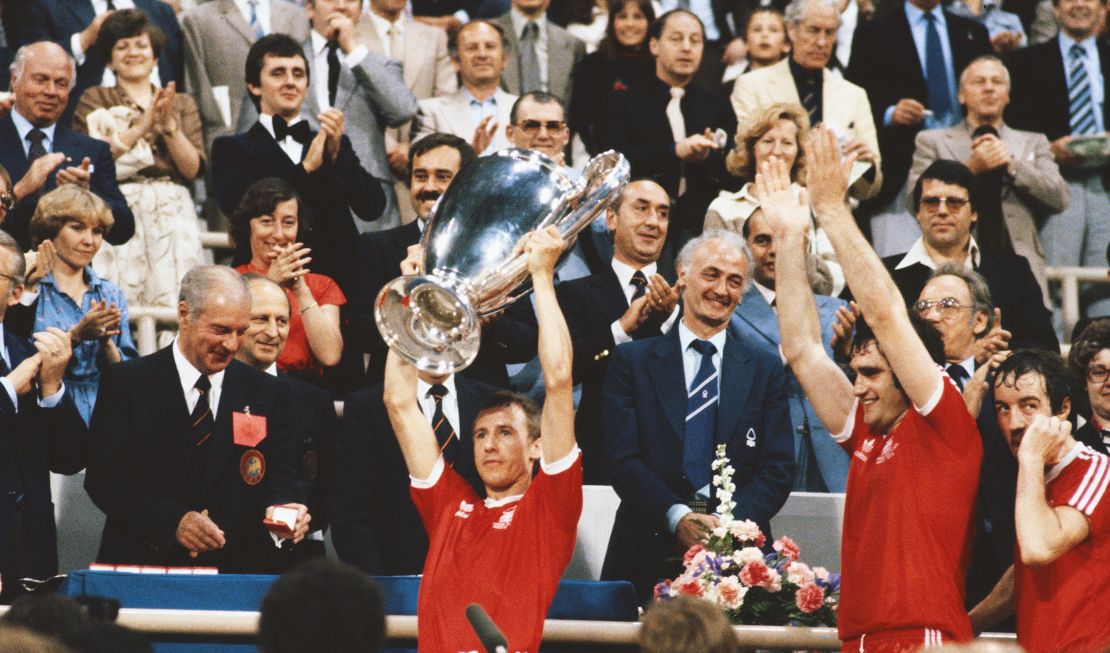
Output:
[191, 375, 214, 448]
[248, 0, 265, 39]
[428, 384, 458, 465]
[684, 340, 718, 491]
[1068, 44, 1098, 136]
[630, 270, 648, 302]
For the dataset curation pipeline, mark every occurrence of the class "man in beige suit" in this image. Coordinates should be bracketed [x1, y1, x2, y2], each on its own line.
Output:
[731, 0, 881, 201]
[181, 0, 310, 155]
[360, 0, 457, 222]
[493, 0, 584, 110]
[907, 55, 1067, 303]
[412, 21, 517, 156]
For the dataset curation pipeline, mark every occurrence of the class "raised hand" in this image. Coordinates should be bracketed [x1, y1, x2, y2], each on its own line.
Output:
[24, 240, 58, 289]
[33, 327, 73, 397]
[1018, 414, 1072, 466]
[266, 243, 312, 288]
[754, 155, 810, 236]
[471, 116, 497, 154]
[524, 226, 563, 278]
[56, 157, 93, 188]
[806, 127, 856, 210]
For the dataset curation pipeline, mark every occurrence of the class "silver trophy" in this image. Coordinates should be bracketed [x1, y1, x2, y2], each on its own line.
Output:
[375, 148, 630, 375]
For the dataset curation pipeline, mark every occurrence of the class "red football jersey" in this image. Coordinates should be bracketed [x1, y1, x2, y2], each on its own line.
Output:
[1015, 444, 1110, 653]
[834, 379, 982, 642]
[411, 451, 583, 653]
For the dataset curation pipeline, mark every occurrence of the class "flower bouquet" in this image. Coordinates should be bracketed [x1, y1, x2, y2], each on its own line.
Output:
[653, 444, 840, 626]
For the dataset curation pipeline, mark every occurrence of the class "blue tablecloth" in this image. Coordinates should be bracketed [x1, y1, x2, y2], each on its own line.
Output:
[65, 570, 639, 652]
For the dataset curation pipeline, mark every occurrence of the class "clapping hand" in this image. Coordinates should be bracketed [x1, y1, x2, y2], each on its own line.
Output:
[70, 300, 123, 342]
[317, 108, 345, 164]
[24, 241, 58, 289]
[266, 243, 312, 289]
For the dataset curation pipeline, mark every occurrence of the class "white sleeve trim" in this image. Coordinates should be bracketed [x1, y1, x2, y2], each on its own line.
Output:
[914, 375, 945, 417]
[409, 455, 445, 488]
[832, 399, 858, 443]
[540, 446, 581, 475]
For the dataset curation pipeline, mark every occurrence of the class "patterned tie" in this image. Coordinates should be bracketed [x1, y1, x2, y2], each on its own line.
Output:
[326, 40, 341, 108]
[800, 74, 820, 127]
[1068, 44, 1098, 135]
[248, 0, 265, 39]
[388, 24, 403, 60]
[666, 86, 687, 195]
[26, 129, 47, 162]
[428, 384, 459, 465]
[946, 363, 968, 393]
[923, 13, 953, 123]
[630, 270, 648, 302]
[191, 375, 214, 448]
[684, 340, 718, 491]
[520, 22, 542, 94]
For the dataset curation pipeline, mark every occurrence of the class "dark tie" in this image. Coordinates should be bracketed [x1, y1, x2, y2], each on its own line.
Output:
[0, 351, 9, 377]
[630, 270, 648, 302]
[272, 116, 311, 144]
[800, 74, 820, 127]
[923, 13, 953, 122]
[326, 40, 341, 108]
[26, 129, 47, 162]
[684, 340, 718, 491]
[428, 384, 459, 465]
[946, 363, 968, 393]
[191, 375, 214, 448]
[106, 0, 117, 10]
[520, 21, 541, 94]
[1068, 44, 1098, 135]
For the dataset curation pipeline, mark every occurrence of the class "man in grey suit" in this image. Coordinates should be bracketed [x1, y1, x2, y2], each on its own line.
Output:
[181, 0, 310, 155]
[302, 0, 418, 230]
[493, 0, 584, 114]
[358, 0, 457, 222]
[907, 55, 1068, 304]
[730, 209, 851, 492]
[412, 21, 518, 156]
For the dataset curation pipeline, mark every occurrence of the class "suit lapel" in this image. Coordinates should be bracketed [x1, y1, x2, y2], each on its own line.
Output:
[648, 330, 687, 443]
[593, 269, 628, 319]
[497, 16, 521, 95]
[734, 287, 779, 348]
[0, 117, 29, 180]
[944, 125, 972, 161]
[715, 328, 753, 446]
[219, 0, 255, 45]
[199, 363, 246, 498]
[303, 42, 324, 116]
[547, 25, 567, 100]
[894, 8, 927, 90]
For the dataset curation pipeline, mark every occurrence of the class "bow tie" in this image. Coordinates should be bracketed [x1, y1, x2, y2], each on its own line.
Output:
[272, 116, 311, 144]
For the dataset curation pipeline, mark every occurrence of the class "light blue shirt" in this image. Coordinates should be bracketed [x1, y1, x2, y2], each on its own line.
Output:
[666, 320, 729, 533]
[463, 88, 500, 124]
[1059, 33, 1106, 134]
[10, 108, 58, 158]
[883, 2, 960, 129]
[658, 0, 720, 41]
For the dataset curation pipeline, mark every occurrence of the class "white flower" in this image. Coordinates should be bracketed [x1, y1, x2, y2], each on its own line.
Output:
[786, 561, 816, 586]
[730, 520, 761, 543]
[715, 575, 748, 610]
[733, 547, 764, 565]
[813, 566, 830, 582]
[711, 526, 729, 539]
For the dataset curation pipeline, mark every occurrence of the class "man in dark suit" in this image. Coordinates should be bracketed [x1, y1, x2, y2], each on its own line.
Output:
[556, 179, 679, 484]
[601, 228, 794, 603]
[85, 266, 312, 572]
[0, 42, 134, 251]
[235, 273, 336, 563]
[333, 367, 494, 574]
[0, 231, 86, 601]
[846, 0, 990, 249]
[601, 10, 737, 248]
[22, 0, 182, 125]
[881, 160, 1058, 353]
[211, 34, 385, 295]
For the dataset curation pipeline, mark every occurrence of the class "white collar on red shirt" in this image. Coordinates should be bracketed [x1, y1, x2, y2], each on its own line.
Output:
[1045, 440, 1088, 483]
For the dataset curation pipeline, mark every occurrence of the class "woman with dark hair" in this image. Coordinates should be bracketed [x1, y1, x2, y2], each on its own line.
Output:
[231, 178, 345, 378]
[71, 8, 204, 347]
[569, 0, 656, 156]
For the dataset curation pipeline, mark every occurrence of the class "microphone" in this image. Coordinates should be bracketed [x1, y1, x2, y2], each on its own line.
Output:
[466, 603, 509, 653]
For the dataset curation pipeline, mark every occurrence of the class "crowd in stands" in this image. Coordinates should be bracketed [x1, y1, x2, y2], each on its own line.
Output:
[0, 0, 1108, 650]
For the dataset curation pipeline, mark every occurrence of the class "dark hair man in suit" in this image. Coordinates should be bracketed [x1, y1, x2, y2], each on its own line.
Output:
[0, 42, 134, 251]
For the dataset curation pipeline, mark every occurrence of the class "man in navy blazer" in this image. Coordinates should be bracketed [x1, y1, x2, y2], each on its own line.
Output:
[0, 231, 87, 600]
[22, 0, 182, 124]
[601, 229, 794, 603]
[211, 34, 385, 295]
[730, 210, 850, 493]
[0, 42, 134, 251]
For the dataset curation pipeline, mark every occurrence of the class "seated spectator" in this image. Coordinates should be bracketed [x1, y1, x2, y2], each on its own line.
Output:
[639, 596, 739, 653]
[412, 21, 518, 156]
[12, 186, 138, 425]
[946, 0, 1027, 52]
[230, 178, 345, 379]
[731, 0, 882, 203]
[907, 55, 1067, 304]
[0, 42, 135, 251]
[569, 0, 656, 156]
[259, 559, 385, 653]
[72, 9, 204, 345]
[1067, 318, 1110, 454]
[705, 102, 843, 294]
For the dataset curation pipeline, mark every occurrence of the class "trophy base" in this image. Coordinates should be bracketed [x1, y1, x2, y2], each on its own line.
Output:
[374, 274, 482, 375]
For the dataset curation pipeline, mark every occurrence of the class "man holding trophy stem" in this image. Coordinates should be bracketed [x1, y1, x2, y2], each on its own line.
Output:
[384, 225, 583, 653]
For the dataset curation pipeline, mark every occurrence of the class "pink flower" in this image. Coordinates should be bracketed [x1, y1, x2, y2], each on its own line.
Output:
[739, 560, 771, 587]
[795, 583, 824, 613]
[774, 536, 800, 561]
[683, 544, 706, 565]
[676, 577, 704, 597]
[733, 546, 764, 565]
[715, 576, 748, 610]
[786, 561, 815, 586]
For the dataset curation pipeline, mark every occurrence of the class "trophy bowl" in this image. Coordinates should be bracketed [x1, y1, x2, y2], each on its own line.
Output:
[375, 148, 630, 375]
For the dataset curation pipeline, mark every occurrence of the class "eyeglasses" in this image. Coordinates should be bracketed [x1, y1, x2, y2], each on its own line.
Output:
[912, 297, 973, 316]
[516, 119, 566, 134]
[0, 192, 13, 211]
[920, 196, 969, 212]
[1087, 365, 1110, 385]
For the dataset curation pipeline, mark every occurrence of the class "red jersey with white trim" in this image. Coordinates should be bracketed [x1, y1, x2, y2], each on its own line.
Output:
[835, 379, 981, 641]
[1015, 444, 1110, 653]
[411, 451, 583, 653]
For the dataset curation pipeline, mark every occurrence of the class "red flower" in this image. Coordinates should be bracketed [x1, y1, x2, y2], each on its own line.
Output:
[795, 583, 824, 613]
[739, 560, 771, 588]
[676, 578, 703, 597]
[613, 80, 628, 92]
[683, 544, 706, 565]
[774, 536, 800, 561]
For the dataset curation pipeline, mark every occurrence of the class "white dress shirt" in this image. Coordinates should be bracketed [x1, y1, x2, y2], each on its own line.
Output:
[258, 112, 308, 163]
[510, 9, 549, 92]
[417, 375, 461, 440]
[173, 337, 226, 419]
[309, 30, 370, 110]
[609, 258, 680, 344]
[895, 236, 982, 272]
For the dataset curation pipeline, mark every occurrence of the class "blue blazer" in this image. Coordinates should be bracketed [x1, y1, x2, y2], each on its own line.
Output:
[23, 0, 183, 125]
[600, 324, 794, 602]
[730, 286, 851, 493]
[0, 328, 87, 595]
[0, 114, 135, 250]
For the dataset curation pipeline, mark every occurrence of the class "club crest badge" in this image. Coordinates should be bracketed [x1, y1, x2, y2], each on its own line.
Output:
[240, 449, 266, 486]
[745, 427, 757, 448]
